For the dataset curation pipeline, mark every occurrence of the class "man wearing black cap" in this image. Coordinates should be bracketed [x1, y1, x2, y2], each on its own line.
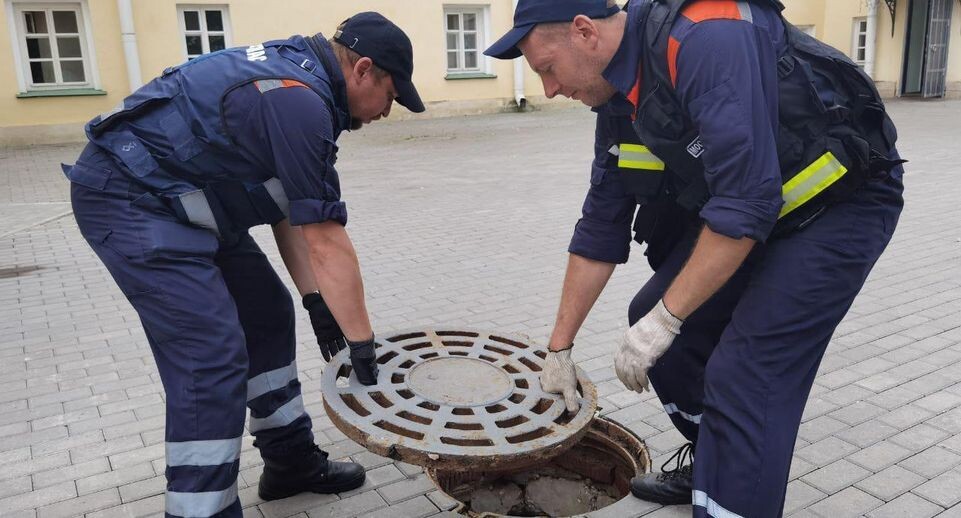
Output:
[487, 0, 904, 517]
[63, 11, 424, 517]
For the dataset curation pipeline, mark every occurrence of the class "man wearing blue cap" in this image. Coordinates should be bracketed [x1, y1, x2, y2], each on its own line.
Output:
[487, 0, 904, 516]
[64, 12, 424, 517]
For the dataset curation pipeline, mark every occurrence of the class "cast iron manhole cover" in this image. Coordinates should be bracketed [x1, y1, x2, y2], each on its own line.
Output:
[321, 329, 598, 470]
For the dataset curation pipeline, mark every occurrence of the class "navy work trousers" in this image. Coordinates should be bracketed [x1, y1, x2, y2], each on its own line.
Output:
[68, 144, 315, 518]
[628, 172, 904, 518]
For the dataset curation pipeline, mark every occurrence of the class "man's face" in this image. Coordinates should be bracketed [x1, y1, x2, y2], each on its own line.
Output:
[345, 57, 397, 130]
[518, 20, 617, 108]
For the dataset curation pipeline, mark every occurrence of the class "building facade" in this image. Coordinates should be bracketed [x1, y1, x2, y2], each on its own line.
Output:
[0, 0, 957, 146]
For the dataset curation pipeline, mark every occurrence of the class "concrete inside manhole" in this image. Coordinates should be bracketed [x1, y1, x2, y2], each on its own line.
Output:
[428, 417, 650, 517]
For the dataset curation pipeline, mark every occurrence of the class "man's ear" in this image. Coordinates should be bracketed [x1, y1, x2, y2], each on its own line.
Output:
[353, 57, 375, 81]
[571, 14, 600, 48]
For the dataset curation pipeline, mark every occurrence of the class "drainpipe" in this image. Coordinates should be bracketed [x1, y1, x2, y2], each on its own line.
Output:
[117, 0, 143, 92]
[864, 0, 879, 79]
[512, 0, 527, 111]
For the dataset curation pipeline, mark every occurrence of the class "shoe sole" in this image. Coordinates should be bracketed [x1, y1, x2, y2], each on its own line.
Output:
[629, 486, 691, 506]
[258, 471, 366, 501]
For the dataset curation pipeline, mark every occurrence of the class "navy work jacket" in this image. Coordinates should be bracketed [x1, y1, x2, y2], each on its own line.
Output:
[569, 0, 788, 264]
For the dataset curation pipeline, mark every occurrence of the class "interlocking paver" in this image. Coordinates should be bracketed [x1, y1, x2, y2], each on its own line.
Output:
[898, 446, 961, 479]
[867, 492, 944, 518]
[912, 470, 961, 508]
[856, 464, 927, 501]
[800, 459, 872, 495]
[809, 487, 883, 518]
[1, 100, 960, 517]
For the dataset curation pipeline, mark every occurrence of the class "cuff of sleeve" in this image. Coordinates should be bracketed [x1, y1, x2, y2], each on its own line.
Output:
[289, 199, 348, 226]
[567, 218, 631, 264]
[699, 196, 782, 242]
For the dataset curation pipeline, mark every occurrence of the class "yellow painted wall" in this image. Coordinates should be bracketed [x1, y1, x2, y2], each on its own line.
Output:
[1, 0, 555, 137]
[2, 0, 960, 142]
[782, 0, 826, 38]
[783, 0, 959, 94]
[128, 0, 541, 104]
[0, 1, 128, 129]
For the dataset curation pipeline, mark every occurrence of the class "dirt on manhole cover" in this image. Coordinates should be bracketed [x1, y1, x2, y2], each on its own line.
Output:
[321, 328, 598, 471]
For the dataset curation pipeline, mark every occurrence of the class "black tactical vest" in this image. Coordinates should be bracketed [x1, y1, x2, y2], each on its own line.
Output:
[625, 0, 904, 236]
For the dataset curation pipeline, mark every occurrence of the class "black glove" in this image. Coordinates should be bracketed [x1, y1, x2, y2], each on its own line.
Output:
[346, 336, 379, 386]
[302, 292, 347, 362]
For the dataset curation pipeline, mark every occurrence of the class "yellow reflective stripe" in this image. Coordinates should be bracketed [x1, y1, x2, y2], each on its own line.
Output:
[779, 152, 848, 218]
[618, 144, 666, 171]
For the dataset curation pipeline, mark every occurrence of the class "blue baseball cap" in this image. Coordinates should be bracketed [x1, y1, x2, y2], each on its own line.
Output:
[485, 0, 622, 60]
[334, 12, 425, 113]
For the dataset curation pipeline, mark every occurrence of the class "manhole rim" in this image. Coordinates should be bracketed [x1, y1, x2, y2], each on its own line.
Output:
[425, 416, 653, 518]
[321, 327, 599, 471]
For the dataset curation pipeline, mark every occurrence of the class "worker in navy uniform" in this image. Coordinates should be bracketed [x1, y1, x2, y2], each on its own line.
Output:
[63, 12, 424, 518]
[487, 0, 904, 516]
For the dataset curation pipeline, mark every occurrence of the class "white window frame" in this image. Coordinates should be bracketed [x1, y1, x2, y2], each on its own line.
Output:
[852, 17, 868, 65]
[5, 0, 101, 93]
[177, 5, 232, 60]
[443, 5, 493, 76]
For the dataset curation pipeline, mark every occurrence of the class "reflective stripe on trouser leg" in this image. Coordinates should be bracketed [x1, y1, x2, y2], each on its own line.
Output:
[213, 234, 314, 455]
[167, 437, 242, 467]
[249, 394, 307, 432]
[693, 176, 902, 518]
[167, 485, 239, 518]
[693, 490, 745, 518]
[664, 403, 702, 424]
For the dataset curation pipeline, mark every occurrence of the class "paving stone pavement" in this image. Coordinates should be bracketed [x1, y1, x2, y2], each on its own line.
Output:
[0, 99, 959, 518]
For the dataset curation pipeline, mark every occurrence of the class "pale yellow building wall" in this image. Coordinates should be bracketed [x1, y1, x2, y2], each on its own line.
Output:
[781, 0, 826, 38]
[783, 0, 959, 98]
[0, 1, 129, 139]
[0, 0, 560, 144]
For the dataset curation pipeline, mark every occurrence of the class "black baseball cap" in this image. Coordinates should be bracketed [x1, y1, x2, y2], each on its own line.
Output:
[485, 0, 622, 60]
[334, 11, 425, 113]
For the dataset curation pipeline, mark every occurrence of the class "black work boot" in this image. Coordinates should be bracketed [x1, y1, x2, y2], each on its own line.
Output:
[631, 442, 694, 505]
[258, 445, 366, 501]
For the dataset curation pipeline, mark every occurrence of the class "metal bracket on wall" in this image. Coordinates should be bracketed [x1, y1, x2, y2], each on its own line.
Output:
[883, 0, 897, 36]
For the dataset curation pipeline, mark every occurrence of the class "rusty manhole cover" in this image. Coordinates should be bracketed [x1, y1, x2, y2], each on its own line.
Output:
[321, 329, 598, 470]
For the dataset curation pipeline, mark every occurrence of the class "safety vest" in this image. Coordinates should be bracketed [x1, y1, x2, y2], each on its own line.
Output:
[80, 35, 348, 241]
[618, 0, 904, 236]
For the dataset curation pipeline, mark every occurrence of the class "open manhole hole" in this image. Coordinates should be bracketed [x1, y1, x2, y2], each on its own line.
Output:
[321, 328, 599, 470]
[429, 417, 652, 517]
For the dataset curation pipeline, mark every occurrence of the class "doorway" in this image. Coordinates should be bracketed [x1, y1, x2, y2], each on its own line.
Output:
[902, 0, 954, 97]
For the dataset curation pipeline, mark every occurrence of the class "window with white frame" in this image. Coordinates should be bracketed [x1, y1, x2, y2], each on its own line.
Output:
[852, 17, 868, 65]
[444, 6, 490, 75]
[12, 3, 92, 89]
[178, 5, 231, 60]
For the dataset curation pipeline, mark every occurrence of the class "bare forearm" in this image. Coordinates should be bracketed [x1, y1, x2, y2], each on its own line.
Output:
[273, 220, 318, 297]
[302, 223, 373, 342]
[663, 225, 755, 319]
[548, 254, 616, 352]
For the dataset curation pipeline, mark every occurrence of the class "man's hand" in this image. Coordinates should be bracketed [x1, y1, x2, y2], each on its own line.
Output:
[541, 347, 580, 413]
[346, 336, 379, 386]
[615, 300, 683, 393]
[303, 292, 347, 361]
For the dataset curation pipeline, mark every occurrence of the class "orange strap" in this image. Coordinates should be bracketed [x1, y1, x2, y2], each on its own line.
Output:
[668, 0, 752, 86]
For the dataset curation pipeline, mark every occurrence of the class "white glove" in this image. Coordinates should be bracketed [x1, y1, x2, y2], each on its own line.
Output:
[540, 348, 580, 414]
[615, 300, 683, 393]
